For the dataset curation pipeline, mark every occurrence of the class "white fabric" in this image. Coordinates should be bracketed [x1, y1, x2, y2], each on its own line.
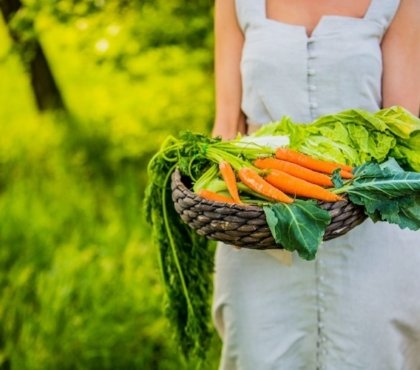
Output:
[239, 0, 399, 124]
[213, 0, 420, 369]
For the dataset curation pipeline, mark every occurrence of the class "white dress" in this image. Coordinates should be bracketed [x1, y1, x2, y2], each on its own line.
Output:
[212, 0, 420, 369]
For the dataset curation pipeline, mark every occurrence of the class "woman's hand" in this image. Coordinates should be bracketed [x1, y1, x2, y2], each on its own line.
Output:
[382, 0, 420, 116]
[212, 0, 246, 140]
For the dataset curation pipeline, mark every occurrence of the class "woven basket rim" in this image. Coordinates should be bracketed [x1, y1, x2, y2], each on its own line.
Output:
[172, 167, 349, 210]
[171, 168, 367, 249]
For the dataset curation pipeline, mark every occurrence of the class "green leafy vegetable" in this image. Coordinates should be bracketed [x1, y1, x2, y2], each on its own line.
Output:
[392, 131, 420, 172]
[192, 163, 218, 192]
[143, 135, 214, 359]
[253, 106, 420, 171]
[375, 105, 420, 139]
[143, 131, 274, 359]
[263, 200, 331, 260]
[335, 158, 420, 231]
[144, 109, 420, 360]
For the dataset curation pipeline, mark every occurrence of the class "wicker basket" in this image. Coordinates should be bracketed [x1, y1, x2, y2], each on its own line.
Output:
[171, 168, 367, 249]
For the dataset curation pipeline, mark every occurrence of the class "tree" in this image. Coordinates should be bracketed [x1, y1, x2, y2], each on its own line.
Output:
[0, 0, 66, 111]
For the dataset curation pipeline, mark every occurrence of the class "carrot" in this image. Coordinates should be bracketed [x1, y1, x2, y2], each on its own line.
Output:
[219, 160, 242, 204]
[237, 167, 293, 204]
[275, 148, 354, 178]
[339, 170, 354, 179]
[197, 189, 236, 204]
[264, 169, 343, 202]
[254, 157, 334, 187]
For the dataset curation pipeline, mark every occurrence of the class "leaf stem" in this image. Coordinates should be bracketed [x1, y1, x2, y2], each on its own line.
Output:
[161, 165, 195, 315]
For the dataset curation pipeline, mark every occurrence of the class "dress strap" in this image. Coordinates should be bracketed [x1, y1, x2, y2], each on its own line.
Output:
[364, 0, 401, 31]
[235, 0, 265, 32]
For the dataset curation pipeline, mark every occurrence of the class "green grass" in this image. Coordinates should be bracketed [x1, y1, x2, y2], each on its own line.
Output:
[0, 12, 220, 370]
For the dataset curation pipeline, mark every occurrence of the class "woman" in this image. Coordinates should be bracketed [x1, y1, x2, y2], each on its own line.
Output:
[211, 0, 420, 369]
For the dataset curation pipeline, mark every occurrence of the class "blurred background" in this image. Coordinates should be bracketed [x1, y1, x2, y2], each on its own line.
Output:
[0, 0, 220, 368]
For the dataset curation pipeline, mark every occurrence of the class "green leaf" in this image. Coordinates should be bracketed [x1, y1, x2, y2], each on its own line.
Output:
[394, 145, 420, 173]
[375, 105, 420, 139]
[331, 168, 344, 188]
[341, 158, 420, 231]
[383, 196, 420, 230]
[400, 198, 420, 230]
[252, 106, 420, 171]
[379, 157, 405, 174]
[350, 168, 420, 197]
[192, 164, 218, 192]
[263, 200, 331, 261]
[252, 116, 297, 137]
[300, 136, 358, 164]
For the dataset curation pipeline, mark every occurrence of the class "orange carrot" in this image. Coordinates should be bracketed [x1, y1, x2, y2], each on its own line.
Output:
[219, 160, 242, 204]
[237, 167, 293, 204]
[339, 164, 353, 172]
[197, 189, 236, 204]
[275, 148, 353, 178]
[254, 157, 334, 187]
[339, 170, 354, 179]
[264, 169, 343, 202]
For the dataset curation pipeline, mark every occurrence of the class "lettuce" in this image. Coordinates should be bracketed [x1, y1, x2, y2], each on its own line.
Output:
[375, 106, 420, 139]
[252, 106, 420, 171]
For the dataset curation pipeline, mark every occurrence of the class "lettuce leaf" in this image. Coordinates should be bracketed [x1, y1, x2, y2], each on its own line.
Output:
[251, 106, 420, 171]
[375, 106, 420, 139]
[391, 132, 420, 172]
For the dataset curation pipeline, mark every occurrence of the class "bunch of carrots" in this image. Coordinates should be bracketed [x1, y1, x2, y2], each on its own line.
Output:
[196, 148, 354, 205]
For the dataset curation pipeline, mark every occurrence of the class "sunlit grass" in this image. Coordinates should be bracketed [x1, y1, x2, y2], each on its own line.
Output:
[0, 10, 220, 369]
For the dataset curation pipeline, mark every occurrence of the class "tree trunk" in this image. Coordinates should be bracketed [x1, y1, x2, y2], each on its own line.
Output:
[0, 0, 67, 111]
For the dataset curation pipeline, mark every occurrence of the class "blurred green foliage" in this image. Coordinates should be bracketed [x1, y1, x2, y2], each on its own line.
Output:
[0, 1, 220, 369]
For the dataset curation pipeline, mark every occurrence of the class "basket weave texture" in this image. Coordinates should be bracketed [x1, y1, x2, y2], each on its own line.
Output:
[171, 169, 367, 249]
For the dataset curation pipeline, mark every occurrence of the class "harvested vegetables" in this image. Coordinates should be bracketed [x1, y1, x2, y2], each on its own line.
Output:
[143, 132, 273, 359]
[197, 189, 236, 203]
[143, 106, 420, 361]
[237, 167, 294, 204]
[333, 158, 420, 230]
[255, 157, 334, 187]
[275, 148, 353, 178]
[253, 106, 420, 171]
[219, 160, 242, 203]
[264, 169, 343, 202]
